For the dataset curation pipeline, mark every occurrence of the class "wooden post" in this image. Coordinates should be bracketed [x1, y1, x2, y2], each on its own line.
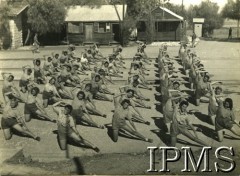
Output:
[122, 0, 125, 46]
[237, 18, 239, 38]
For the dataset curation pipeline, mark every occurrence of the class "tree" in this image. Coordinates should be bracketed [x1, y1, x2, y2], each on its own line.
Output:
[186, 0, 224, 35]
[124, 0, 163, 43]
[27, 0, 66, 35]
[0, 3, 12, 49]
[222, 0, 240, 37]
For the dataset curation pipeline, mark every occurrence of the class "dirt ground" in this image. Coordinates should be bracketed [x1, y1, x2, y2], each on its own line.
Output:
[0, 40, 240, 175]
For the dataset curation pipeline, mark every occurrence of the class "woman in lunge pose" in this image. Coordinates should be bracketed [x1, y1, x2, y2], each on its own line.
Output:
[215, 98, 240, 142]
[52, 101, 100, 152]
[2, 72, 21, 103]
[170, 100, 207, 147]
[111, 94, 153, 143]
[71, 91, 105, 129]
[24, 85, 56, 123]
[1, 97, 40, 141]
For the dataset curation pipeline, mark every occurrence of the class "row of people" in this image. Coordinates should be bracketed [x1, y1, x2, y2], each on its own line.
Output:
[1, 43, 154, 153]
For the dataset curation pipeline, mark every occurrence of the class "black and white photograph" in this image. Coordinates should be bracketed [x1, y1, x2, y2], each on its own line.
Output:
[0, 0, 240, 175]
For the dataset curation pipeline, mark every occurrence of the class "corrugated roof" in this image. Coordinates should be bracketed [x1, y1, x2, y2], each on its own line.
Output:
[159, 7, 184, 20]
[65, 5, 127, 22]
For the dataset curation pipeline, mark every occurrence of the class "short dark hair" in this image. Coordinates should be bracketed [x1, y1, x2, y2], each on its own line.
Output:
[77, 91, 85, 99]
[121, 99, 131, 106]
[173, 81, 180, 86]
[134, 64, 139, 68]
[27, 68, 32, 74]
[65, 104, 73, 113]
[31, 87, 40, 95]
[204, 75, 210, 80]
[36, 59, 41, 64]
[8, 75, 14, 80]
[179, 100, 189, 107]
[95, 75, 101, 80]
[49, 77, 56, 83]
[85, 83, 92, 89]
[65, 65, 72, 71]
[215, 86, 222, 91]
[126, 89, 134, 96]
[224, 98, 233, 110]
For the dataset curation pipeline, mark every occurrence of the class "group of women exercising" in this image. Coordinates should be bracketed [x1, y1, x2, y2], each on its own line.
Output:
[1, 42, 240, 153]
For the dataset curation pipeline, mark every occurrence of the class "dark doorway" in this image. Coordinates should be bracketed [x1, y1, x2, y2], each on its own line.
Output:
[112, 23, 120, 42]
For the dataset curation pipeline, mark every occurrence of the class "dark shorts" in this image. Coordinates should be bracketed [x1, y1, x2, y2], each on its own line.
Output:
[2, 87, 12, 94]
[71, 109, 84, 118]
[1, 117, 18, 129]
[57, 123, 74, 140]
[42, 91, 54, 100]
[90, 87, 99, 95]
[215, 117, 234, 131]
[19, 79, 29, 88]
[195, 88, 207, 99]
[112, 115, 126, 130]
[60, 75, 69, 83]
[34, 70, 43, 78]
[24, 103, 39, 115]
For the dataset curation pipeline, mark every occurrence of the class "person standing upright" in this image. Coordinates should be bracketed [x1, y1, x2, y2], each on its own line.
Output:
[192, 32, 197, 48]
[228, 27, 232, 39]
[33, 33, 40, 53]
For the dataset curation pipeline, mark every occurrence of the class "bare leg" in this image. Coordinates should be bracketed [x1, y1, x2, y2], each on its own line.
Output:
[80, 114, 104, 129]
[35, 110, 55, 122]
[217, 130, 224, 142]
[86, 103, 105, 117]
[230, 125, 240, 136]
[12, 124, 39, 140]
[121, 124, 152, 142]
[43, 99, 48, 108]
[171, 136, 177, 147]
[181, 129, 207, 146]
[112, 129, 119, 142]
[58, 139, 67, 150]
[95, 93, 113, 102]
[69, 132, 99, 152]
[3, 128, 13, 140]
[25, 114, 31, 122]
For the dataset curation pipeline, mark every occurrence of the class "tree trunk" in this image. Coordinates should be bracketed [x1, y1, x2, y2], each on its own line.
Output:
[24, 29, 31, 46]
[237, 18, 239, 38]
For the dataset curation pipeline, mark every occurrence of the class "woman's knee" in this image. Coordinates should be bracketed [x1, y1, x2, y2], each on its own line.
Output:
[25, 114, 31, 122]
[59, 140, 67, 150]
[3, 129, 12, 140]
[43, 100, 48, 108]
[112, 130, 119, 142]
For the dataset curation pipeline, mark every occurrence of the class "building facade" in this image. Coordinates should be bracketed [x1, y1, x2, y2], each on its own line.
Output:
[65, 5, 127, 45]
[137, 7, 183, 41]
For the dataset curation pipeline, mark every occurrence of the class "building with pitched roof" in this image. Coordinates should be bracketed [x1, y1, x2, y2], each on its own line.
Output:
[65, 5, 127, 45]
[137, 6, 183, 41]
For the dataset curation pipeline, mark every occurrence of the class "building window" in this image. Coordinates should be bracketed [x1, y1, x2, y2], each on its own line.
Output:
[155, 22, 178, 32]
[94, 22, 111, 33]
[137, 21, 146, 32]
[68, 22, 83, 33]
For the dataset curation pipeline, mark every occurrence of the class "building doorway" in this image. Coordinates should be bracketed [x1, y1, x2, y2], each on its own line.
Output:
[85, 24, 93, 41]
[112, 23, 120, 42]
